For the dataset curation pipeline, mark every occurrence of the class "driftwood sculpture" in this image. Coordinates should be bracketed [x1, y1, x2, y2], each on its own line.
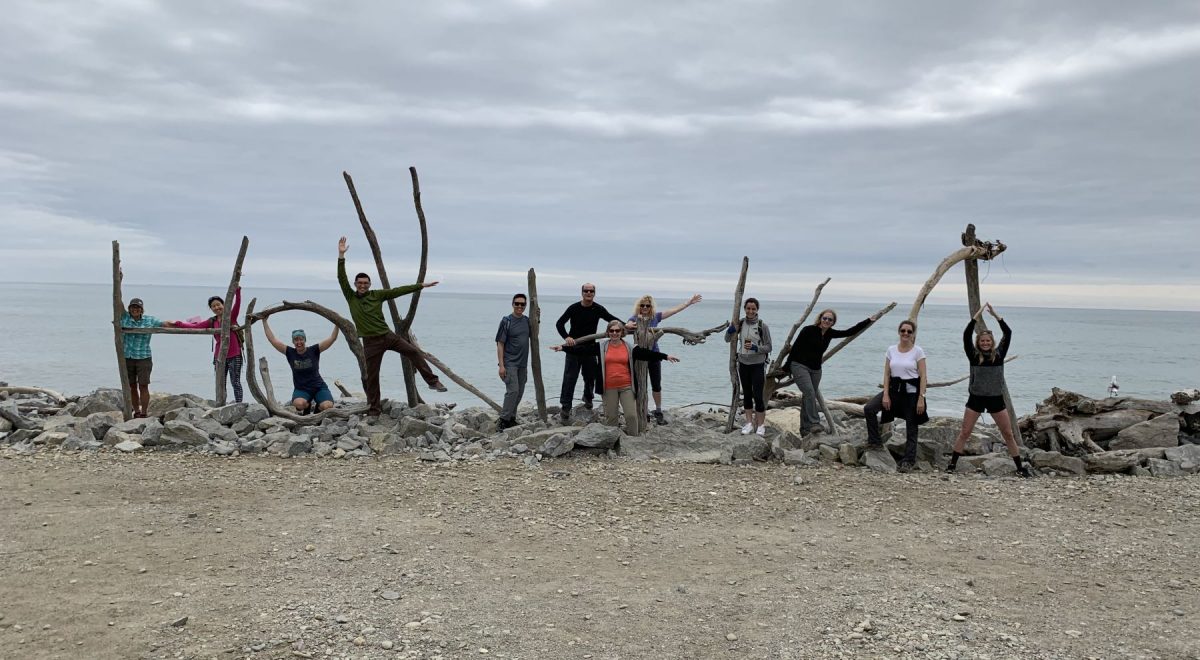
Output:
[723, 258, 749, 432]
[242, 298, 369, 423]
[343, 168, 501, 413]
[111, 238, 251, 421]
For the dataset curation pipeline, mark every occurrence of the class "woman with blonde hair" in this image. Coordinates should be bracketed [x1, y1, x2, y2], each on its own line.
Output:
[784, 307, 878, 435]
[945, 303, 1030, 477]
[628, 293, 702, 424]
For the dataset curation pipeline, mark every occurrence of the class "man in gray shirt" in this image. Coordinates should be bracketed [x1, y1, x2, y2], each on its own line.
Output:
[495, 293, 532, 429]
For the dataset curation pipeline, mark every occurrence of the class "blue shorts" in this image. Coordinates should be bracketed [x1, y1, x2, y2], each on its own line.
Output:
[292, 386, 333, 404]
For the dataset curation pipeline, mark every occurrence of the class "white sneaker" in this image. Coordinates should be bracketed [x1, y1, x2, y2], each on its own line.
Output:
[741, 422, 754, 435]
[756, 426, 766, 437]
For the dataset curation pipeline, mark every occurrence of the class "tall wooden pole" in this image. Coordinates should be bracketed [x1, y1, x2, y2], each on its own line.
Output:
[632, 316, 653, 435]
[962, 224, 1017, 430]
[214, 236, 249, 406]
[527, 268, 548, 421]
[724, 257, 749, 432]
[111, 241, 133, 421]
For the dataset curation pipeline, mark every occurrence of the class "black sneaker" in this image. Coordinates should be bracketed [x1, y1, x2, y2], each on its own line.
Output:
[1017, 465, 1033, 478]
[559, 411, 571, 425]
[653, 410, 667, 426]
[583, 400, 594, 411]
[864, 442, 885, 451]
[944, 462, 959, 474]
[897, 460, 915, 473]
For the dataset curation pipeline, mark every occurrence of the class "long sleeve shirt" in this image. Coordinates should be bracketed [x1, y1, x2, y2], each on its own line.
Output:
[338, 258, 420, 338]
[785, 318, 872, 370]
[964, 318, 1011, 396]
[174, 287, 242, 358]
[555, 301, 618, 354]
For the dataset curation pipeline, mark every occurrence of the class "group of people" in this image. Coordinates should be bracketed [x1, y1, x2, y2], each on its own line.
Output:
[122, 239, 1029, 475]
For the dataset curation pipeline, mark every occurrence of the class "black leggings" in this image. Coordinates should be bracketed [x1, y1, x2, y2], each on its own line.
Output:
[738, 362, 765, 412]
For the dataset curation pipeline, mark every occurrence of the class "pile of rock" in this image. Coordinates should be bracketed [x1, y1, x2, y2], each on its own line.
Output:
[2, 386, 1198, 478]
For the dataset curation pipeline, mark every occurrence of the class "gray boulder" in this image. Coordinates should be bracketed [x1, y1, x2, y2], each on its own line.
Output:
[540, 434, 575, 458]
[838, 443, 858, 466]
[32, 431, 70, 446]
[139, 419, 165, 446]
[982, 457, 1017, 477]
[1164, 443, 1200, 472]
[1031, 451, 1086, 475]
[244, 405, 270, 424]
[731, 436, 770, 461]
[114, 439, 143, 452]
[771, 432, 804, 460]
[61, 435, 102, 451]
[205, 403, 248, 426]
[209, 440, 237, 456]
[782, 449, 817, 466]
[1084, 450, 1142, 474]
[82, 411, 124, 441]
[861, 446, 897, 473]
[516, 426, 580, 448]
[238, 437, 267, 453]
[104, 430, 141, 448]
[620, 426, 730, 463]
[163, 407, 205, 424]
[73, 389, 124, 416]
[109, 417, 155, 435]
[1110, 413, 1180, 450]
[271, 435, 312, 457]
[398, 416, 441, 438]
[1148, 458, 1184, 477]
[160, 421, 209, 446]
[573, 423, 621, 450]
[147, 393, 209, 418]
[817, 445, 839, 462]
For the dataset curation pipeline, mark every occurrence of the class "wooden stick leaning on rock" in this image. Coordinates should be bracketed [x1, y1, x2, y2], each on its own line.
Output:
[111, 241, 133, 421]
[214, 236, 249, 406]
[241, 298, 369, 424]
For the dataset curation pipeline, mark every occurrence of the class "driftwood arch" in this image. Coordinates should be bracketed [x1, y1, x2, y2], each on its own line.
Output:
[242, 298, 369, 424]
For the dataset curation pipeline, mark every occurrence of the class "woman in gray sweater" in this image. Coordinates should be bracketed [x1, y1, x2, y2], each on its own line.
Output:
[946, 303, 1031, 477]
[725, 298, 772, 436]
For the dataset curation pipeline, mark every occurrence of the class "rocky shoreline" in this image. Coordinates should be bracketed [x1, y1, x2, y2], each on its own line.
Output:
[2, 384, 1198, 478]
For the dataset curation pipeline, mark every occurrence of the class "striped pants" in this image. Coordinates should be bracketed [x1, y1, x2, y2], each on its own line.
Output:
[213, 355, 244, 403]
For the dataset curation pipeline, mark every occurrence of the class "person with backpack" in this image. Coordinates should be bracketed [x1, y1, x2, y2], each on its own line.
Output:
[725, 297, 772, 436]
[171, 287, 245, 403]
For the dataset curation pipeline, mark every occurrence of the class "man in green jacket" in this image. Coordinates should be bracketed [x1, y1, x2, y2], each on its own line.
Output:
[338, 237, 447, 417]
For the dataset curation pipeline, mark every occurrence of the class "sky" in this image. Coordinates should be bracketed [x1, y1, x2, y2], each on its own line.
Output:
[1, 0, 1198, 311]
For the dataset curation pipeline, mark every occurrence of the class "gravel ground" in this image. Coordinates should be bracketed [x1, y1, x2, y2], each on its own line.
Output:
[1, 451, 1198, 660]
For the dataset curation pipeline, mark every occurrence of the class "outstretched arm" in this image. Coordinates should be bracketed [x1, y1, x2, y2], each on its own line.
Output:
[337, 237, 353, 298]
[989, 304, 1012, 358]
[318, 325, 340, 352]
[261, 317, 287, 354]
[660, 294, 702, 321]
[378, 282, 431, 301]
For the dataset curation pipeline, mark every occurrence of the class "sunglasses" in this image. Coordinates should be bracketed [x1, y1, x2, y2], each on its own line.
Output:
[582, 289, 596, 293]
[513, 302, 526, 307]
[899, 329, 914, 335]
[639, 303, 652, 308]
[820, 316, 834, 322]
[607, 328, 622, 333]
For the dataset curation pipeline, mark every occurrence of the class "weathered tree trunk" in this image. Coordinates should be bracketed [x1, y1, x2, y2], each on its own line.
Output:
[0, 386, 67, 404]
[632, 316, 653, 435]
[111, 241, 133, 421]
[961, 224, 1018, 426]
[343, 171, 421, 406]
[725, 257, 749, 432]
[909, 234, 1005, 323]
[214, 236, 249, 406]
[527, 268, 548, 422]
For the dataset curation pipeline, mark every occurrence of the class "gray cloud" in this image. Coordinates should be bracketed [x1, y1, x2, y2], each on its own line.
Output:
[2, 0, 1197, 310]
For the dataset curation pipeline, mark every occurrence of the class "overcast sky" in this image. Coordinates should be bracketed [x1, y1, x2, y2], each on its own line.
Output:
[2, 0, 1197, 310]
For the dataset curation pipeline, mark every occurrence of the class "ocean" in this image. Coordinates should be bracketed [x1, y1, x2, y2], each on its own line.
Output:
[2, 283, 1196, 419]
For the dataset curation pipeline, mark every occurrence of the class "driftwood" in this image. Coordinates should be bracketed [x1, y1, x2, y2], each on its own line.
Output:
[1020, 387, 1184, 455]
[725, 257, 749, 432]
[527, 268, 547, 421]
[343, 171, 421, 406]
[123, 326, 248, 335]
[111, 241, 133, 421]
[821, 302, 897, 363]
[0, 402, 39, 430]
[334, 380, 353, 397]
[0, 386, 67, 405]
[343, 168, 500, 412]
[214, 236, 249, 406]
[242, 298, 368, 424]
[768, 277, 830, 380]
[909, 235, 1005, 324]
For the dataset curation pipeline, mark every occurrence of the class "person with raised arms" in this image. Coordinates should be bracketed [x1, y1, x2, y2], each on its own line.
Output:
[627, 293, 702, 425]
[261, 317, 340, 414]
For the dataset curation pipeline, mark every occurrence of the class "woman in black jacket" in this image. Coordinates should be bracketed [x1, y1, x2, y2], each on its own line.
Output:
[785, 308, 878, 436]
[945, 304, 1030, 477]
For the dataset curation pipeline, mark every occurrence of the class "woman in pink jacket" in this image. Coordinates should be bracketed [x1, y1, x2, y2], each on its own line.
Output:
[173, 287, 245, 402]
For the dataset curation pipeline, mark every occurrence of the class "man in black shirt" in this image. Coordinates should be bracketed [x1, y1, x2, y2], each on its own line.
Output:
[555, 282, 619, 423]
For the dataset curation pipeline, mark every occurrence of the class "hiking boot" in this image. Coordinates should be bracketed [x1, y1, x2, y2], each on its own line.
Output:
[897, 460, 915, 473]
[944, 461, 959, 474]
[653, 410, 667, 426]
[559, 410, 571, 425]
[429, 380, 448, 392]
[583, 399, 594, 411]
[1017, 464, 1034, 478]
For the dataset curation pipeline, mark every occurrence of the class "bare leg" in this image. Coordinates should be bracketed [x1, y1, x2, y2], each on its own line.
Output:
[293, 398, 309, 412]
[743, 408, 754, 428]
[653, 391, 663, 410]
[952, 408, 983, 453]
[129, 385, 141, 415]
[992, 409, 1021, 456]
[317, 400, 335, 411]
[755, 410, 766, 429]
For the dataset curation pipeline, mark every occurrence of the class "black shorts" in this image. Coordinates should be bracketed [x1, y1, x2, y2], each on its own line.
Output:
[966, 394, 1006, 414]
[126, 358, 153, 385]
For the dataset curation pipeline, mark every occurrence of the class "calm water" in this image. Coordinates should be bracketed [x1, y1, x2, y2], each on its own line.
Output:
[2, 283, 1196, 418]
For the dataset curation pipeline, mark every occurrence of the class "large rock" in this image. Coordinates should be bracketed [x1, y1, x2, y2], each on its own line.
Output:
[817, 445, 839, 462]
[540, 434, 575, 458]
[573, 423, 621, 449]
[838, 443, 858, 466]
[104, 430, 141, 448]
[1164, 444, 1200, 472]
[983, 457, 1017, 477]
[73, 389, 124, 416]
[1083, 450, 1142, 474]
[771, 432, 804, 460]
[1148, 458, 1184, 477]
[32, 431, 70, 446]
[139, 419, 165, 446]
[730, 435, 770, 461]
[209, 440, 237, 456]
[620, 426, 730, 463]
[160, 421, 210, 446]
[515, 426, 580, 448]
[109, 417, 155, 435]
[244, 405, 270, 425]
[114, 439, 143, 452]
[782, 449, 816, 466]
[205, 403, 248, 426]
[61, 435, 102, 451]
[80, 411, 124, 441]
[1030, 451, 1086, 475]
[861, 446, 897, 473]
[271, 435, 312, 457]
[1110, 413, 1180, 450]
[147, 393, 209, 419]
[764, 408, 805, 436]
[398, 417, 442, 438]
